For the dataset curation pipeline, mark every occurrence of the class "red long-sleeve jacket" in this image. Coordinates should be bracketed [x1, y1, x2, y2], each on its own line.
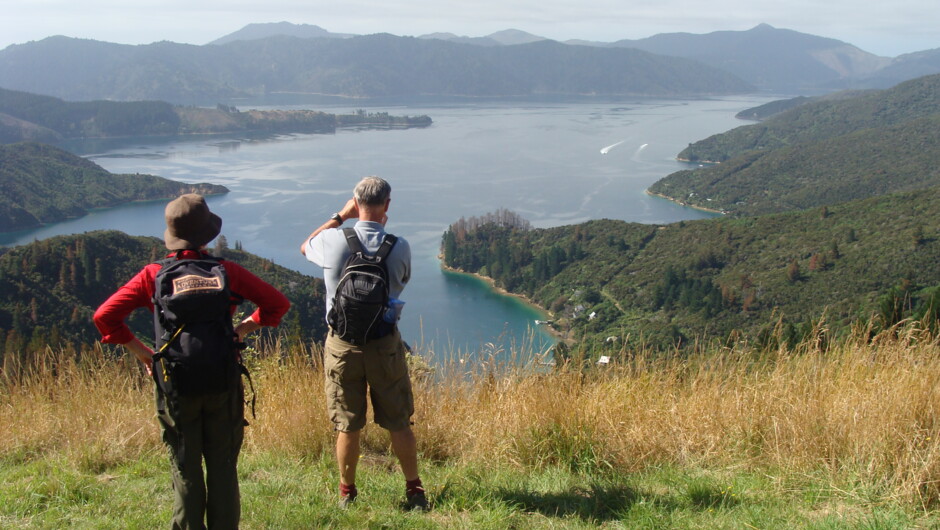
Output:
[94, 250, 290, 344]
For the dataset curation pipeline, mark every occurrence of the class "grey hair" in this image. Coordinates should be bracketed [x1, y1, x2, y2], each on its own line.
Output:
[354, 176, 391, 206]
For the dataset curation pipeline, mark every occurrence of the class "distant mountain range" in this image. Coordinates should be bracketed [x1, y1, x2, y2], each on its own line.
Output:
[1, 22, 935, 103]
[211, 22, 939, 91]
[0, 22, 935, 103]
[424, 24, 893, 90]
[0, 34, 751, 103]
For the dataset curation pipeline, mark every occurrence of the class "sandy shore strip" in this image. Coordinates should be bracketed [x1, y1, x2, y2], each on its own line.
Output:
[645, 189, 726, 215]
[439, 263, 570, 344]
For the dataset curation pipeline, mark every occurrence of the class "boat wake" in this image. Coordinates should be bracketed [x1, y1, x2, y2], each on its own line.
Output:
[600, 140, 625, 154]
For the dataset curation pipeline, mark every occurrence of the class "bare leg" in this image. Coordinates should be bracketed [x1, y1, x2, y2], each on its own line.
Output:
[336, 430, 361, 486]
[389, 427, 419, 481]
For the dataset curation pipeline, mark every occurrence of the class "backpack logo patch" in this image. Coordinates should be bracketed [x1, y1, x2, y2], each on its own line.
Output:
[172, 274, 224, 295]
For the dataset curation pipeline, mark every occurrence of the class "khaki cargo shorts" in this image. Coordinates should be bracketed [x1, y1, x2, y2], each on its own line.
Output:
[324, 328, 414, 432]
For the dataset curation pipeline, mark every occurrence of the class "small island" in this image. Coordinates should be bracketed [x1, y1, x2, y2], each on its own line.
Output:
[178, 105, 432, 135]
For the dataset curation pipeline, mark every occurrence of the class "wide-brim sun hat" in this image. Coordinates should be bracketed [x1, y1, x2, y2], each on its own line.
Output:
[163, 194, 222, 250]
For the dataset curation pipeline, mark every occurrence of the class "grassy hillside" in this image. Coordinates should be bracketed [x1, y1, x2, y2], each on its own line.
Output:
[2, 331, 939, 526]
[0, 142, 227, 231]
[0, 230, 327, 368]
[647, 74, 940, 216]
[443, 187, 940, 349]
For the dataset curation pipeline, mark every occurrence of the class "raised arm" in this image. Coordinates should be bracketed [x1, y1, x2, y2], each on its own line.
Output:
[300, 198, 359, 256]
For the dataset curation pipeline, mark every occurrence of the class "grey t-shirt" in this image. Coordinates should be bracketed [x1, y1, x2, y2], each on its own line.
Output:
[304, 220, 411, 318]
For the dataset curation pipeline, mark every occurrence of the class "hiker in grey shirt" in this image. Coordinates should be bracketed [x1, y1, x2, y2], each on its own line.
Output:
[300, 176, 427, 511]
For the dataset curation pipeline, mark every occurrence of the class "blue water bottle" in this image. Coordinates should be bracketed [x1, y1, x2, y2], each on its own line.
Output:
[384, 298, 405, 323]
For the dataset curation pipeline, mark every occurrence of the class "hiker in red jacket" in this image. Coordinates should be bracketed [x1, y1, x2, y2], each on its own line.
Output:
[95, 194, 289, 529]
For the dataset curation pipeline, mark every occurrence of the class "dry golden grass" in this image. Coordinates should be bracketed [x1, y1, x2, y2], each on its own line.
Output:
[0, 344, 158, 471]
[3, 322, 940, 506]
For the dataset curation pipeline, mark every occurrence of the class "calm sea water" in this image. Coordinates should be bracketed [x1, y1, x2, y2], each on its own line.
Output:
[1, 95, 779, 363]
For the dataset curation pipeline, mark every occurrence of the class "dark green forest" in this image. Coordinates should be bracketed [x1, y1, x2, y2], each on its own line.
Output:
[0, 142, 227, 231]
[442, 186, 940, 350]
[648, 74, 940, 216]
[0, 88, 181, 142]
[0, 231, 327, 369]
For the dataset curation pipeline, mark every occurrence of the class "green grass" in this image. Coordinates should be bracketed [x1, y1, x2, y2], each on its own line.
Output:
[1, 450, 935, 528]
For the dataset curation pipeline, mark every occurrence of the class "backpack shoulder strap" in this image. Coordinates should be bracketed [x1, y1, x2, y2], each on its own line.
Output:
[342, 227, 365, 254]
[375, 234, 398, 260]
[214, 258, 244, 306]
[154, 253, 222, 267]
[154, 256, 176, 268]
[341, 228, 397, 259]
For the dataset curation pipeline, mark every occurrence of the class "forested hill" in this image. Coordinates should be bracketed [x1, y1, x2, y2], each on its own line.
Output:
[0, 35, 752, 103]
[442, 190, 940, 350]
[0, 87, 432, 144]
[0, 231, 327, 368]
[678, 74, 940, 163]
[610, 24, 890, 91]
[732, 90, 869, 121]
[647, 74, 940, 216]
[0, 142, 227, 232]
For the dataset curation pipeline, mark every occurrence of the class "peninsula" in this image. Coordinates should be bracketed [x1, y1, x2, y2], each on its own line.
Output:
[0, 87, 432, 143]
[0, 142, 228, 232]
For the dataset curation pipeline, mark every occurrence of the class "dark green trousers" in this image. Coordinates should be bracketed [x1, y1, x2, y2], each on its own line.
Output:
[156, 382, 246, 530]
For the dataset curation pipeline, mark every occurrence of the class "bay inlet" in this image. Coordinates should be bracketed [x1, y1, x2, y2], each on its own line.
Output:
[1, 95, 780, 364]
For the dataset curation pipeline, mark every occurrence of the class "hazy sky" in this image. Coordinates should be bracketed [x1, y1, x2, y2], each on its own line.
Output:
[1, 0, 936, 57]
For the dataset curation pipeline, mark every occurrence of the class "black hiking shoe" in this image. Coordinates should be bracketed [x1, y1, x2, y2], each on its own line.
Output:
[405, 489, 429, 512]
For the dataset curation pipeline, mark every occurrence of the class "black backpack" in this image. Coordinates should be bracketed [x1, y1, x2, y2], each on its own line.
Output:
[152, 255, 241, 396]
[327, 228, 398, 345]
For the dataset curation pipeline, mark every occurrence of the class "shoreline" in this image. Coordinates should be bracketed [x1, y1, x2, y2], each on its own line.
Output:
[645, 189, 727, 215]
[439, 262, 570, 344]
